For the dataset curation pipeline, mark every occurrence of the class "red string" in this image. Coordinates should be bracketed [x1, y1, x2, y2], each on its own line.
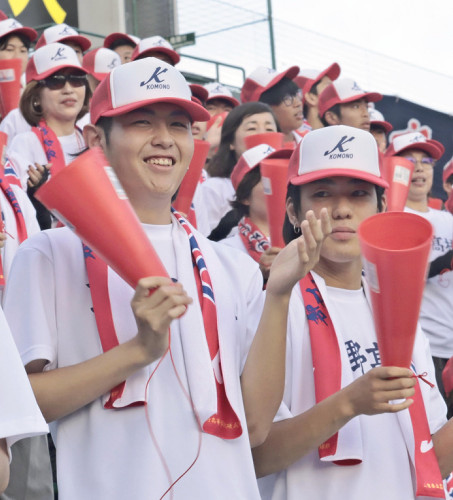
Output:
[413, 372, 435, 388]
[143, 329, 203, 499]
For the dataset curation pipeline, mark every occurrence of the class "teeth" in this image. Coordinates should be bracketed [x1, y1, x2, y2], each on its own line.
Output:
[147, 158, 172, 166]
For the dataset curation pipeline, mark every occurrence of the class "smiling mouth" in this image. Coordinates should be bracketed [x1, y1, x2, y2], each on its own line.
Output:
[145, 157, 174, 166]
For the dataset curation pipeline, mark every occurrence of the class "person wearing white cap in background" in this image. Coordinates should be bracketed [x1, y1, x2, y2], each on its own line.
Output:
[103, 32, 140, 64]
[83, 47, 121, 93]
[241, 65, 304, 146]
[442, 158, 453, 215]
[200, 101, 279, 235]
[318, 78, 382, 131]
[212, 144, 291, 283]
[4, 56, 331, 499]
[5, 43, 90, 229]
[387, 132, 453, 418]
[294, 62, 340, 131]
[0, 17, 37, 77]
[131, 35, 180, 65]
[254, 125, 451, 500]
[368, 105, 393, 153]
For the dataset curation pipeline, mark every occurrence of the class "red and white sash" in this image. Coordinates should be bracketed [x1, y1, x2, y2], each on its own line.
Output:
[238, 216, 270, 263]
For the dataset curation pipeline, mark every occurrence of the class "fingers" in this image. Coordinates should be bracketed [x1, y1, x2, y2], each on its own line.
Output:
[27, 163, 50, 188]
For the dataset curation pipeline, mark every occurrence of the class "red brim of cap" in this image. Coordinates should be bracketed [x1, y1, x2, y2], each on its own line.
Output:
[289, 168, 389, 189]
[94, 96, 210, 124]
[245, 65, 300, 102]
[91, 71, 109, 82]
[443, 163, 453, 183]
[370, 120, 393, 133]
[132, 47, 180, 65]
[189, 84, 209, 103]
[8, 26, 37, 42]
[58, 35, 91, 52]
[341, 91, 383, 106]
[386, 140, 445, 160]
[26, 63, 88, 84]
[206, 95, 239, 108]
[104, 33, 138, 48]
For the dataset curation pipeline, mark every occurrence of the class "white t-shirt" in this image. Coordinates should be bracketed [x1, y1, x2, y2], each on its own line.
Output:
[4, 220, 265, 500]
[0, 184, 40, 304]
[5, 128, 85, 189]
[259, 272, 447, 500]
[198, 177, 235, 235]
[405, 207, 453, 358]
[0, 307, 48, 452]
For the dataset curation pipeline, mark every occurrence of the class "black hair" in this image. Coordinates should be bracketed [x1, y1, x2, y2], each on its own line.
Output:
[446, 174, 453, 185]
[109, 38, 136, 51]
[207, 101, 279, 178]
[209, 167, 261, 241]
[302, 79, 320, 117]
[0, 32, 31, 51]
[259, 77, 300, 107]
[96, 116, 113, 145]
[320, 103, 341, 127]
[282, 183, 386, 244]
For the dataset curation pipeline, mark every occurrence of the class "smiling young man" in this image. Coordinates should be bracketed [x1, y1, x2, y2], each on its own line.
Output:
[387, 132, 453, 418]
[254, 125, 453, 500]
[3, 57, 331, 499]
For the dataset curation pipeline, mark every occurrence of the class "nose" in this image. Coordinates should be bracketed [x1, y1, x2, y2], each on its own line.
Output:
[150, 121, 175, 148]
[331, 197, 353, 220]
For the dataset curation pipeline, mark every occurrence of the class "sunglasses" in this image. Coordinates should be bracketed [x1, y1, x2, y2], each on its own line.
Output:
[39, 73, 87, 91]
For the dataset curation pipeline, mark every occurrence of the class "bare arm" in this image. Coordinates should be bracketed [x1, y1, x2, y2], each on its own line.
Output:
[252, 366, 416, 477]
[0, 438, 9, 494]
[241, 209, 331, 447]
[27, 277, 192, 423]
[433, 418, 453, 477]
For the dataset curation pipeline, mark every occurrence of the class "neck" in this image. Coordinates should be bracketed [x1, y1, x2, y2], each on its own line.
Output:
[130, 198, 173, 225]
[406, 198, 429, 212]
[307, 107, 324, 130]
[249, 213, 269, 237]
[314, 257, 363, 290]
[44, 116, 77, 137]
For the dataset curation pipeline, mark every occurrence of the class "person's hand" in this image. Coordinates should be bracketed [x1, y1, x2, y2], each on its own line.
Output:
[341, 366, 416, 418]
[0, 232, 6, 249]
[27, 162, 50, 189]
[131, 277, 193, 361]
[266, 209, 331, 296]
[259, 247, 281, 281]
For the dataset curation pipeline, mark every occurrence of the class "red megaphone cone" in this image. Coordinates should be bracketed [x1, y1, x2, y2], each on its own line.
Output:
[173, 139, 210, 215]
[382, 157, 414, 212]
[244, 132, 284, 151]
[358, 212, 432, 368]
[0, 58, 22, 117]
[260, 157, 290, 248]
[35, 147, 168, 289]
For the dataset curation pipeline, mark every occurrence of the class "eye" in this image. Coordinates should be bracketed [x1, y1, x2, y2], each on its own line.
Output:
[352, 189, 372, 197]
[312, 190, 330, 198]
[171, 120, 190, 129]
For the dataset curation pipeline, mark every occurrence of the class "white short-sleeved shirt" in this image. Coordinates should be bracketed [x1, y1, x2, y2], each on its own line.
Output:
[4, 220, 265, 499]
[198, 177, 235, 235]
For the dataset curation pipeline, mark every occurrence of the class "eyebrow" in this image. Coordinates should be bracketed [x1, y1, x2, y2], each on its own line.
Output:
[310, 177, 372, 186]
[129, 108, 191, 119]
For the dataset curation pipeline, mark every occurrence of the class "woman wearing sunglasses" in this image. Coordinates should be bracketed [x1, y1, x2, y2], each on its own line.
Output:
[5, 42, 91, 229]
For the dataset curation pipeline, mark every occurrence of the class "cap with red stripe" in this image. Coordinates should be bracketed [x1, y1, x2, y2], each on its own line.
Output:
[318, 78, 382, 118]
[0, 18, 37, 43]
[26, 43, 87, 84]
[294, 62, 340, 96]
[368, 107, 393, 133]
[35, 23, 91, 51]
[204, 82, 239, 108]
[443, 158, 453, 183]
[288, 125, 388, 188]
[241, 65, 299, 103]
[90, 57, 210, 124]
[103, 32, 140, 49]
[131, 36, 180, 65]
[386, 132, 445, 160]
[189, 84, 209, 105]
[83, 48, 121, 82]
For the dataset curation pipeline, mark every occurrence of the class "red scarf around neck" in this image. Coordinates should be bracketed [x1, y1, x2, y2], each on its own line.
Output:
[32, 120, 67, 177]
[238, 216, 270, 263]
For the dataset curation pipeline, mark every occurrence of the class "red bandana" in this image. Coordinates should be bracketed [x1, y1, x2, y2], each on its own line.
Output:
[84, 210, 242, 440]
[300, 272, 445, 497]
[238, 216, 270, 263]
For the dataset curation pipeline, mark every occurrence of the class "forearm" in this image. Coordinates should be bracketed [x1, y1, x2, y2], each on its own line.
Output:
[241, 291, 290, 447]
[252, 389, 354, 477]
[433, 418, 453, 477]
[0, 438, 9, 494]
[27, 336, 158, 423]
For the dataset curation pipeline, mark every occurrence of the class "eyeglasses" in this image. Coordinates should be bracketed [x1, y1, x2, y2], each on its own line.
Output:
[39, 73, 87, 91]
[405, 156, 435, 168]
[282, 89, 302, 107]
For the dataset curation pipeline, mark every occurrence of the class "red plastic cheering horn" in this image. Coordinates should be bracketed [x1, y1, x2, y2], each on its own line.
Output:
[358, 212, 432, 368]
[35, 147, 169, 288]
[0, 58, 22, 118]
[173, 139, 210, 215]
[382, 156, 415, 212]
[244, 132, 284, 151]
[260, 156, 291, 248]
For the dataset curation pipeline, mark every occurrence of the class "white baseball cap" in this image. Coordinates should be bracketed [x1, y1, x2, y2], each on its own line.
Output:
[294, 62, 340, 96]
[103, 32, 140, 49]
[386, 131, 445, 159]
[36, 23, 91, 51]
[90, 57, 210, 124]
[288, 125, 388, 188]
[83, 48, 121, 81]
[131, 36, 180, 65]
[0, 18, 37, 42]
[368, 107, 393, 133]
[318, 78, 382, 118]
[204, 82, 239, 107]
[241, 65, 299, 103]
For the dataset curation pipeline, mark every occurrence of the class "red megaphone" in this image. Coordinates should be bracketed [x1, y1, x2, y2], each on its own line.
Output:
[244, 132, 285, 151]
[358, 212, 432, 368]
[382, 157, 414, 212]
[35, 147, 168, 289]
[260, 157, 290, 248]
[173, 139, 210, 215]
[0, 58, 22, 118]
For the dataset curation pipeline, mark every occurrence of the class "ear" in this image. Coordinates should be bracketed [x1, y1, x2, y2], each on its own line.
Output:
[286, 196, 298, 224]
[380, 192, 388, 213]
[304, 91, 318, 107]
[83, 124, 105, 150]
[324, 110, 340, 126]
